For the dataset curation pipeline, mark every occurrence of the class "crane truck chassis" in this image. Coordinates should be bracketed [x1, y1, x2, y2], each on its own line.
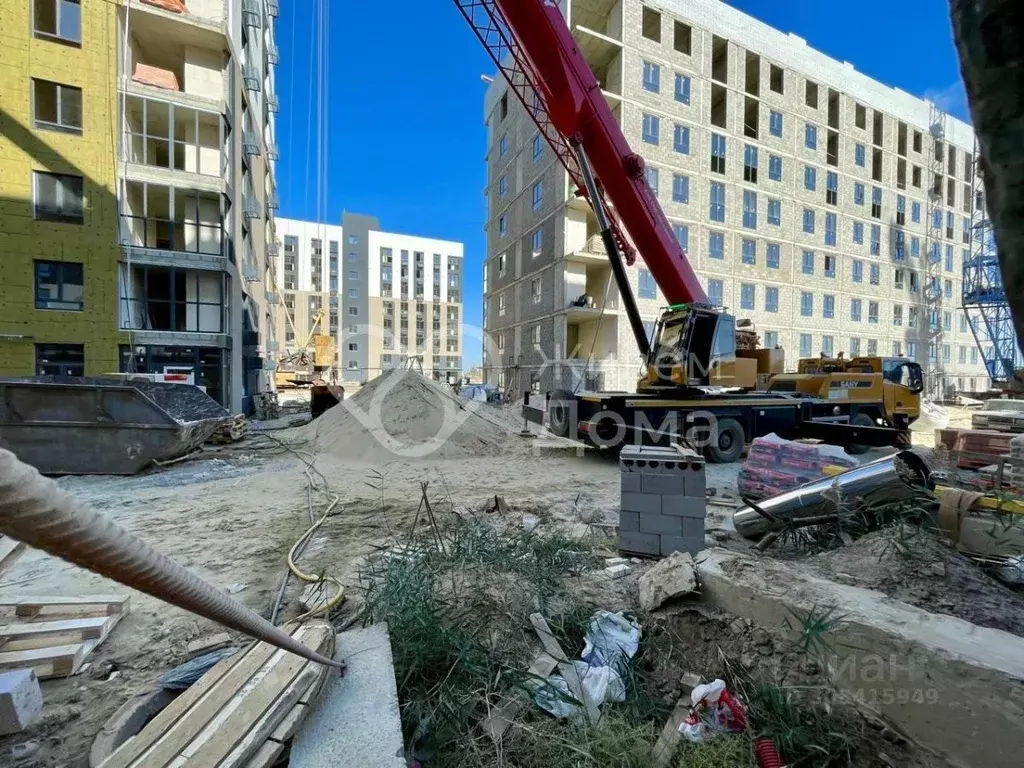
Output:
[524, 387, 913, 463]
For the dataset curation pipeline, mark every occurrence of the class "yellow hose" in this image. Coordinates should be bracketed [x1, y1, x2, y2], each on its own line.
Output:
[287, 496, 347, 621]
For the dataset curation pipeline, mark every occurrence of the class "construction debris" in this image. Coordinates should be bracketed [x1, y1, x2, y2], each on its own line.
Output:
[639, 551, 698, 611]
[0, 670, 42, 736]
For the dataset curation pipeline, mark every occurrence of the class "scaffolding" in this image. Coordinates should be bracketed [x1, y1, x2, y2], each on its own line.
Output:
[922, 102, 947, 397]
[962, 139, 1024, 384]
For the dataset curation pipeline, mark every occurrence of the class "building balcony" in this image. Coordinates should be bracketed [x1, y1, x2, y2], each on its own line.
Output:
[243, 65, 262, 93]
[242, 262, 260, 282]
[566, 233, 608, 264]
[267, 194, 280, 210]
[267, 94, 280, 113]
[119, 264, 228, 344]
[243, 195, 262, 220]
[267, 43, 280, 65]
[242, 0, 263, 28]
[267, 0, 280, 17]
[135, 0, 226, 39]
[242, 130, 262, 158]
[266, 242, 280, 257]
[266, 291, 280, 305]
[120, 214, 226, 269]
[122, 97, 226, 187]
[267, 143, 280, 161]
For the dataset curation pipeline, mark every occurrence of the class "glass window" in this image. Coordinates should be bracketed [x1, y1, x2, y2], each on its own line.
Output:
[36, 342, 84, 376]
[33, 171, 83, 223]
[802, 208, 815, 234]
[824, 213, 837, 245]
[802, 250, 814, 275]
[912, 201, 921, 222]
[498, 134, 508, 158]
[531, 181, 543, 211]
[498, 175, 508, 199]
[674, 124, 690, 154]
[823, 294, 835, 318]
[673, 224, 689, 250]
[645, 166, 659, 195]
[531, 229, 543, 255]
[33, 0, 81, 44]
[766, 243, 780, 269]
[642, 113, 660, 144]
[740, 283, 755, 310]
[675, 74, 691, 104]
[707, 279, 724, 306]
[851, 298, 862, 321]
[708, 231, 724, 260]
[742, 238, 756, 265]
[742, 190, 757, 229]
[870, 264, 880, 285]
[709, 182, 726, 222]
[638, 269, 657, 299]
[801, 291, 813, 316]
[765, 286, 779, 312]
[642, 60, 661, 93]
[767, 199, 781, 226]
[532, 134, 543, 162]
[711, 133, 727, 173]
[34, 260, 83, 310]
[826, 171, 838, 205]
[672, 174, 690, 203]
[800, 334, 812, 357]
[32, 79, 82, 133]
[870, 224, 881, 255]
[805, 123, 817, 149]
[853, 222, 864, 244]
[852, 259, 863, 283]
[855, 144, 866, 167]
[822, 335, 834, 356]
[804, 165, 816, 191]
[743, 144, 758, 182]
[768, 155, 782, 181]
[854, 183, 865, 206]
[769, 110, 783, 137]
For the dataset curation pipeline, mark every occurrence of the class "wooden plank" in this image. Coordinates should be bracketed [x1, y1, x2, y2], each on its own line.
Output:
[3, 595, 129, 619]
[184, 624, 334, 768]
[482, 651, 558, 742]
[242, 741, 285, 768]
[99, 635, 278, 768]
[0, 642, 88, 679]
[0, 537, 25, 575]
[651, 698, 691, 767]
[0, 616, 111, 652]
[529, 613, 600, 724]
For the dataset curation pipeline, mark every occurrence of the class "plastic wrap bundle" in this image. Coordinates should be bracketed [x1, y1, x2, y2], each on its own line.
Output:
[738, 433, 858, 500]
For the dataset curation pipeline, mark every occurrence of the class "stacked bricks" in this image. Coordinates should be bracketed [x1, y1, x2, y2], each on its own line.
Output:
[618, 444, 707, 558]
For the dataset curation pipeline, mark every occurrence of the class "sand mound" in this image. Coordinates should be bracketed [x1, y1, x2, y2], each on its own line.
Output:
[309, 371, 518, 461]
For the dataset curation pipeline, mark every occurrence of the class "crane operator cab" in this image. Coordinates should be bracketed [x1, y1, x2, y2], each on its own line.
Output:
[639, 304, 758, 391]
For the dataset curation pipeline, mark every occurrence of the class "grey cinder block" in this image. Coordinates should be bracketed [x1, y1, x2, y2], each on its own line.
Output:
[660, 495, 707, 518]
[620, 471, 643, 493]
[683, 517, 705, 538]
[685, 467, 707, 497]
[639, 513, 684, 536]
[618, 531, 661, 556]
[0, 669, 42, 736]
[621, 492, 662, 515]
[618, 511, 640, 533]
[660, 535, 705, 557]
[641, 473, 686, 495]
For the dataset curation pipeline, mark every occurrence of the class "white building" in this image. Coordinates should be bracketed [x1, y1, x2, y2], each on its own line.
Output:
[482, 0, 992, 397]
[274, 214, 465, 383]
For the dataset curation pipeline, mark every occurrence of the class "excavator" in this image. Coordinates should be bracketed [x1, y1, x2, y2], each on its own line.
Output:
[455, 1, 919, 461]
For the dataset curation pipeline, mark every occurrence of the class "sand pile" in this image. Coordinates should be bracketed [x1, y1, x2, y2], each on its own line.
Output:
[309, 371, 518, 461]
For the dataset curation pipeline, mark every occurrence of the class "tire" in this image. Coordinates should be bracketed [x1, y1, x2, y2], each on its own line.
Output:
[704, 418, 745, 463]
[547, 390, 574, 438]
[845, 413, 876, 455]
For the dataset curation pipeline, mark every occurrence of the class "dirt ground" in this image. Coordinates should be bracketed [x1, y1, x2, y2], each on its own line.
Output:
[0, 395, 984, 767]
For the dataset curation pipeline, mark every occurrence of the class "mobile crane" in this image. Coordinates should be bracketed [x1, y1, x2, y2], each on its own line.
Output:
[455, 1, 918, 461]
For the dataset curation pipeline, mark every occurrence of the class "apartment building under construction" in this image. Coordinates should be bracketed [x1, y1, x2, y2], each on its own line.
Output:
[481, 0, 992, 398]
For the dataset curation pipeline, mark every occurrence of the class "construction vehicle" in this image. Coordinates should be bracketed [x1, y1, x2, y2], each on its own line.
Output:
[275, 308, 336, 390]
[455, 1, 917, 461]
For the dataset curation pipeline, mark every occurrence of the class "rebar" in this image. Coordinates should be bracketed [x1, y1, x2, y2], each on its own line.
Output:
[0, 448, 341, 668]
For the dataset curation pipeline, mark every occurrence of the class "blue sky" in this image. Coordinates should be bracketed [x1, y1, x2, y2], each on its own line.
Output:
[274, 0, 969, 368]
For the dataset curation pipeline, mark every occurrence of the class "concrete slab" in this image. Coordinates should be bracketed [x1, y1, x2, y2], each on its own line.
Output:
[290, 624, 405, 768]
[696, 548, 1024, 768]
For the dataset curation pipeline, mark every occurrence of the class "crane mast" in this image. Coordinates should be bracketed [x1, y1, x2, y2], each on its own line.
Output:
[455, 0, 709, 359]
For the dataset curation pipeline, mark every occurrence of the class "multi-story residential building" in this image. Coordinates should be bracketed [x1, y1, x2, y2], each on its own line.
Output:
[482, 0, 992, 398]
[0, 0, 280, 412]
[274, 213, 465, 384]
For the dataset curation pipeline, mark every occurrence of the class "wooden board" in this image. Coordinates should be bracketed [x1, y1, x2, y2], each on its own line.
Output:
[99, 621, 335, 768]
[0, 615, 111, 651]
[529, 613, 600, 724]
[482, 651, 558, 741]
[0, 595, 129, 619]
[0, 537, 25, 575]
[0, 642, 88, 679]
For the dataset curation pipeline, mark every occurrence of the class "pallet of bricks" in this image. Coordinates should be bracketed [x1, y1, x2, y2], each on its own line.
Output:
[738, 434, 858, 500]
[935, 428, 1014, 470]
[0, 535, 128, 679]
[618, 445, 706, 558]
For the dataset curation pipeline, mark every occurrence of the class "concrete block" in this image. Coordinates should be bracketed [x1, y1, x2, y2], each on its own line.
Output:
[696, 549, 1024, 768]
[683, 517, 705, 538]
[661, 495, 707, 518]
[618, 531, 661, 556]
[639, 513, 684, 536]
[620, 471, 643, 493]
[290, 624, 405, 768]
[605, 563, 631, 579]
[618, 511, 639, 533]
[0, 669, 42, 736]
[685, 468, 707, 497]
[660, 535, 705, 557]
[641, 473, 686, 495]
[621, 492, 661, 515]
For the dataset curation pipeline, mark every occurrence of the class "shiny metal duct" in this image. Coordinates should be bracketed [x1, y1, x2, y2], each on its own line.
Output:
[0, 448, 341, 668]
[733, 450, 935, 540]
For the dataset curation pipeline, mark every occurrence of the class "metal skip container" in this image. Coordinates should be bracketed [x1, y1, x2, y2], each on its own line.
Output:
[0, 376, 230, 475]
[732, 450, 935, 540]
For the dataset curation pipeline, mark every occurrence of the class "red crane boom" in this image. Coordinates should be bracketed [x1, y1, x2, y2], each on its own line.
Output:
[454, 0, 709, 309]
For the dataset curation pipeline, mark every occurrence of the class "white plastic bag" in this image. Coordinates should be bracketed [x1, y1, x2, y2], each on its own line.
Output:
[581, 611, 641, 669]
[533, 662, 626, 720]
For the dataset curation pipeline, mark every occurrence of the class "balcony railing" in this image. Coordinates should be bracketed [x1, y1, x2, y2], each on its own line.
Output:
[267, 94, 279, 113]
[267, 143, 279, 161]
[266, 242, 280, 257]
[120, 297, 225, 333]
[242, 130, 261, 157]
[267, 43, 280, 65]
[242, 0, 262, 27]
[243, 263, 260, 282]
[243, 195, 262, 220]
[267, 0, 280, 17]
[120, 214, 224, 257]
[242, 65, 261, 93]
[124, 130, 223, 177]
[267, 194, 280, 210]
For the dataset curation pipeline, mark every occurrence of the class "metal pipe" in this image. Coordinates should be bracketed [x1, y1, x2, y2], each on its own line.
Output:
[0, 449, 341, 668]
[732, 450, 934, 540]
